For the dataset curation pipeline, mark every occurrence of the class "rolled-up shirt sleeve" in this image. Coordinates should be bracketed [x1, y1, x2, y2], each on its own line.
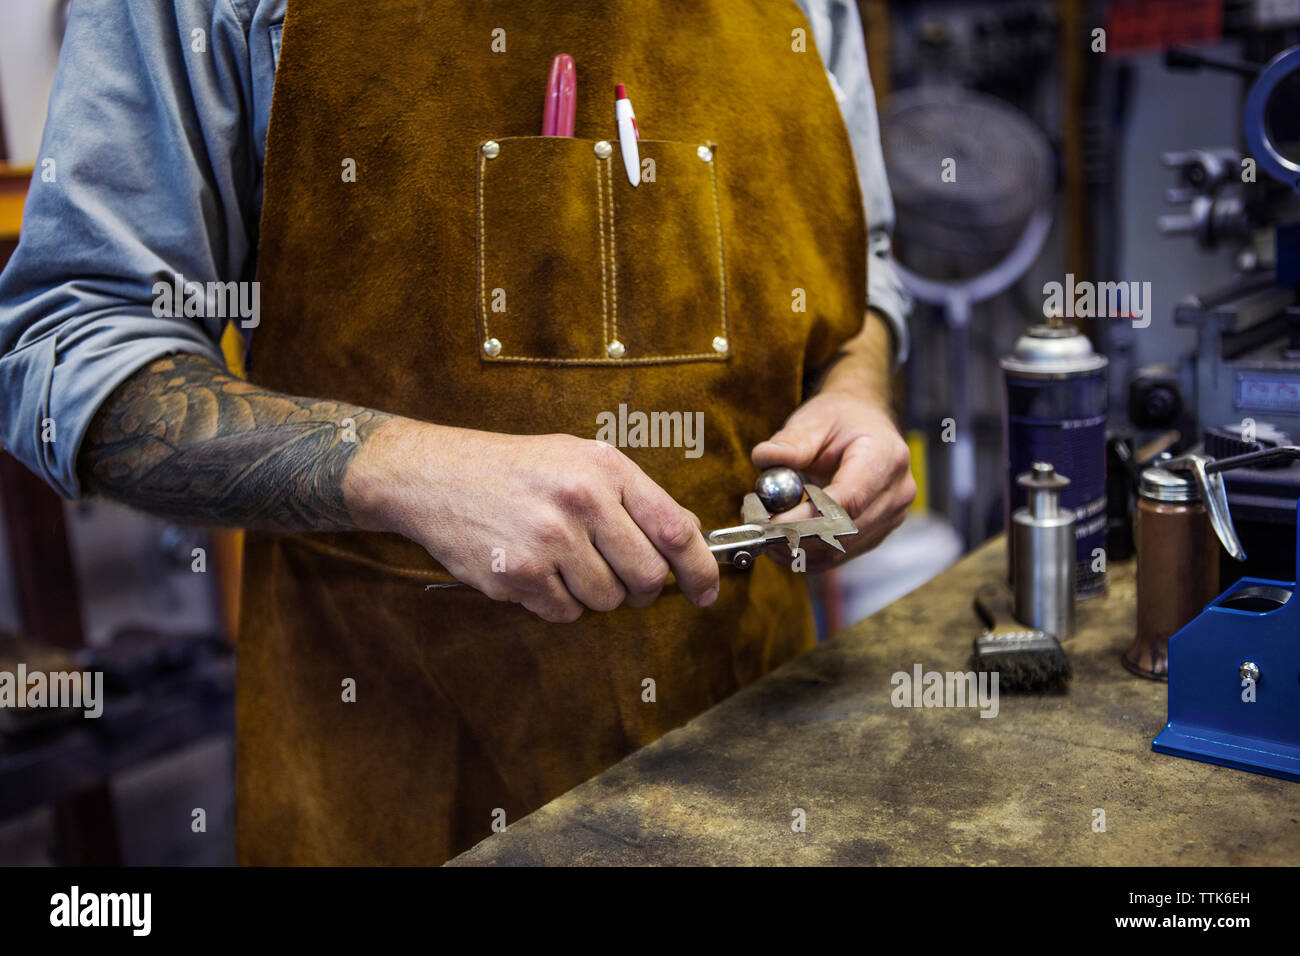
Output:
[0, 0, 257, 499]
[798, 0, 913, 367]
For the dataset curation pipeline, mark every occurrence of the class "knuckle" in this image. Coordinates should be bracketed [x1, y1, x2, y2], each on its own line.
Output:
[840, 488, 869, 517]
[900, 472, 918, 508]
[524, 596, 571, 623]
[506, 554, 554, 589]
[478, 576, 514, 603]
[590, 584, 627, 613]
[587, 438, 626, 474]
[557, 475, 601, 513]
[528, 605, 555, 623]
[553, 602, 584, 624]
[657, 510, 701, 553]
[532, 513, 572, 548]
[889, 436, 912, 474]
[626, 554, 671, 594]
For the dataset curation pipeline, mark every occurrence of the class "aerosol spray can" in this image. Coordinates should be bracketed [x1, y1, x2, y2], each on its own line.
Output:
[1002, 323, 1109, 597]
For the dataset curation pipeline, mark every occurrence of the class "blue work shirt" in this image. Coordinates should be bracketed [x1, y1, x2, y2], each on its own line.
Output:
[0, 0, 911, 499]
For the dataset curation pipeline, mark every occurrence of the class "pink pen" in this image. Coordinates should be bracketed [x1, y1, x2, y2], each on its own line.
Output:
[541, 55, 576, 137]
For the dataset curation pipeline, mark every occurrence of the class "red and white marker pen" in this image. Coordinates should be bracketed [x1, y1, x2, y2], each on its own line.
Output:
[615, 83, 640, 187]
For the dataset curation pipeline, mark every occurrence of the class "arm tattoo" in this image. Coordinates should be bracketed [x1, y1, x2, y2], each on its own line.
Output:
[79, 354, 391, 531]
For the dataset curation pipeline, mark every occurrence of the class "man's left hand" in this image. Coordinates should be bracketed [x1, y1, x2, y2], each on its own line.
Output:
[751, 390, 915, 573]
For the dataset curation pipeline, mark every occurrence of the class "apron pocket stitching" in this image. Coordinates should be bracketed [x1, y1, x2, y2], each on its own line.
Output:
[595, 155, 609, 351]
[604, 157, 620, 350]
[477, 149, 492, 346]
[708, 144, 730, 348]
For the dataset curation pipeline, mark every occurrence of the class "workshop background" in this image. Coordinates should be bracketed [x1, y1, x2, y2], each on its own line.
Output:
[2, 0, 1298, 865]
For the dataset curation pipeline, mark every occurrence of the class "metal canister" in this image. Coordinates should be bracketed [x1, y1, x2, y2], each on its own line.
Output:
[1123, 466, 1220, 680]
[1012, 462, 1076, 639]
[1002, 324, 1109, 597]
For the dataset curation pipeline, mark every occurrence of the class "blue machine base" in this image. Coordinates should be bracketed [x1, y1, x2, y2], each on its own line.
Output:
[1151, 500, 1300, 785]
[1153, 726, 1300, 783]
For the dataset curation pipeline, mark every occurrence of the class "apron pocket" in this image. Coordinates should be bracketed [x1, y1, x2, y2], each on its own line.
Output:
[475, 136, 730, 366]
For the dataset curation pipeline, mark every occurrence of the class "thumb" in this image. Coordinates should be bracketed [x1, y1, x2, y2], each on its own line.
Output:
[752, 427, 820, 470]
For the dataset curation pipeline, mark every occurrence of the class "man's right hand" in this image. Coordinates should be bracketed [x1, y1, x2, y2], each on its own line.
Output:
[76, 354, 712, 625]
[345, 420, 720, 623]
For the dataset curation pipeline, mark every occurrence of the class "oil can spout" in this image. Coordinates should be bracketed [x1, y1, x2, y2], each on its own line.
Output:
[1164, 446, 1300, 562]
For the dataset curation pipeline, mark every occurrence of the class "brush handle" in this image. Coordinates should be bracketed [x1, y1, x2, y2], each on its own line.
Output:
[974, 583, 1041, 636]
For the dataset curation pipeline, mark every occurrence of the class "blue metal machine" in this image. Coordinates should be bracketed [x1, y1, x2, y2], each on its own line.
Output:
[1153, 500, 1300, 782]
[1148, 43, 1300, 782]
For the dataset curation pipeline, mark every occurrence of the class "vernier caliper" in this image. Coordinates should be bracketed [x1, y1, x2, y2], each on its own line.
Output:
[706, 468, 858, 569]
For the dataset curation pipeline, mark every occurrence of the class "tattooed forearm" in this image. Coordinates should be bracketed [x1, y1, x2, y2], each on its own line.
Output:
[78, 354, 392, 531]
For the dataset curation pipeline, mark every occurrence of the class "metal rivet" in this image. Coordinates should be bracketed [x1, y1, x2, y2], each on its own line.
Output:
[483, 337, 502, 357]
[712, 335, 728, 354]
[606, 339, 625, 359]
[594, 140, 613, 159]
[1240, 661, 1260, 682]
[697, 145, 714, 163]
[481, 140, 500, 159]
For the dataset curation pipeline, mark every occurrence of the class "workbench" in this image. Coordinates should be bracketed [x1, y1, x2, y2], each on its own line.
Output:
[449, 539, 1299, 865]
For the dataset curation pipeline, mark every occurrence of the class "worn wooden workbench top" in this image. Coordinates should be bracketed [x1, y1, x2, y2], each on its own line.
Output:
[449, 539, 1299, 865]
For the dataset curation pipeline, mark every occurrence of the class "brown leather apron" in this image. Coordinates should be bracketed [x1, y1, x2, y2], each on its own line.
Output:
[239, 0, 867, 864]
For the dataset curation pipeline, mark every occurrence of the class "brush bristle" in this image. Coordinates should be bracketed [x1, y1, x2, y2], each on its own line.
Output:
[970, 630, 1072, 693]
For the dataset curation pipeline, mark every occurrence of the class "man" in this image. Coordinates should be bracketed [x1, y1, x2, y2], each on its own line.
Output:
[0, 0, 914, 864]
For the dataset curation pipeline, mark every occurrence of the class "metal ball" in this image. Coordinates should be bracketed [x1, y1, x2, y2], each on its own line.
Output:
[755, 467, 805, 514]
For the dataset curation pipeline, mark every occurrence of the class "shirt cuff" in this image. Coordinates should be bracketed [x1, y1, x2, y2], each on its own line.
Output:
[0, 322, 226, 499]
[868, 273, 912, 369]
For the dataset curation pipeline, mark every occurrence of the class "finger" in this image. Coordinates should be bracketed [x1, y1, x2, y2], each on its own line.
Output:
[822, 437, 897, 520]
[852, 473, 915, 539]
[751, 424, 832, 472]
[827, 471, 914, 565]
[764, 499, 817, 523]
[754, 408, 832, 473]
[520, 572, 585, 624]
[858, 462, 916, 521]
[558, 540, 628, 613]
[590, 510, 670, 609]
[620, 472, 718, 607]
